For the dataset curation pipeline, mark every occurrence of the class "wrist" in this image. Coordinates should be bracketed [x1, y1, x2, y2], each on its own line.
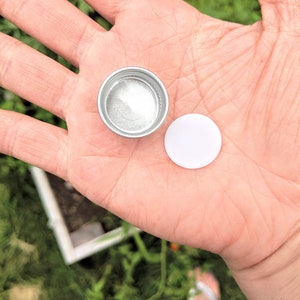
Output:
[228, 230, 300, 299]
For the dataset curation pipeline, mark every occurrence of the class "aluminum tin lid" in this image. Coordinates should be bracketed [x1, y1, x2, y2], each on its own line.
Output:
[97, 67, 169, 138]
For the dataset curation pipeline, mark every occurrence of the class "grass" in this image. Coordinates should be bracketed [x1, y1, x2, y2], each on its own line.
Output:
[0, 1, 261, 299]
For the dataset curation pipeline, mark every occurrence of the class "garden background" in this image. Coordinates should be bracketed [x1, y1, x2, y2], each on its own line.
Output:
[0, 1, 261, 299]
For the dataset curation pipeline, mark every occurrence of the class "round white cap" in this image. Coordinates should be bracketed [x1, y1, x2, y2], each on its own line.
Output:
[164, 114, 222, 169]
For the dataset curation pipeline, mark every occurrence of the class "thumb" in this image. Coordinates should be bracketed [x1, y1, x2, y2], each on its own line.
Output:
[259, 0, 300, 33]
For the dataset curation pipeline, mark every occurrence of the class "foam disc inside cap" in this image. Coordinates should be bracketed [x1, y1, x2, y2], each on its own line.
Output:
[164, 114, 222, 169]
[98, 67, 168, 138]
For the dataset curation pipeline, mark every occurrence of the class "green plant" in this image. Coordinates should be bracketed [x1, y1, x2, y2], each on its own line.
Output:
[187, 0, 261, 25]
[0, 162, 245, 299]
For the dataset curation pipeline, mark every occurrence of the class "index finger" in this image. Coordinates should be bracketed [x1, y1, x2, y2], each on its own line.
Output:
[85, 0, 133, 23]
[0, 0, 103, 67]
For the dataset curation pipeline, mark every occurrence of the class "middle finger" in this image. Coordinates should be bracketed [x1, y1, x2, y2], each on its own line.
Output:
[0, 32, 74, 119]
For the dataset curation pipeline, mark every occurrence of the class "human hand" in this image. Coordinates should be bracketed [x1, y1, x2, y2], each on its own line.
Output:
[1, 1, 300, 298]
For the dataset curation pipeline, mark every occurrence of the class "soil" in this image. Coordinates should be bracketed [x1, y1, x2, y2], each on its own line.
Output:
[46, 173, 120, 233]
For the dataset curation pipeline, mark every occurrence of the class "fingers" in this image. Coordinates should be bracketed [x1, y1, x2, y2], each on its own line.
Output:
[0, 110, 68, 179]
[0, 33, 74, 119]
[0, 0, 103, 66]
[259, 0, 300, 32]
[85, 0, 135, 23]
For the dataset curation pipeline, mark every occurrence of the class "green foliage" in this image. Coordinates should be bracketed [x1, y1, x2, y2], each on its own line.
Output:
[70, 0, 94, 15]
[0, 163, 246, 299]
[187, 0, 261, 25]
[0, 90, 26, 113]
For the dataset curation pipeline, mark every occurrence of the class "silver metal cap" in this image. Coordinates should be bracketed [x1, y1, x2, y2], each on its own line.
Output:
[97, 67, 169, 138]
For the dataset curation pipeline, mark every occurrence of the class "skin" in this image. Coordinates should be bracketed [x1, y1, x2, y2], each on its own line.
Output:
[0, 0, 300, 298]
[191, 268, 220, 300]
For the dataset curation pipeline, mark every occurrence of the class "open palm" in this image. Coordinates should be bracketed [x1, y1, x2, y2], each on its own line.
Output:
[1, 0, 300, 295]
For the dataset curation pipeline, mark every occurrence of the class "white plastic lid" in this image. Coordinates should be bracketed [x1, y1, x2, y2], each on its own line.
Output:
[164, 114, 222, 169]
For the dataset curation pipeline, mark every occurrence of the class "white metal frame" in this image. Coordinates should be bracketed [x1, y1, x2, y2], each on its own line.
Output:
[30, 166, 137, 264]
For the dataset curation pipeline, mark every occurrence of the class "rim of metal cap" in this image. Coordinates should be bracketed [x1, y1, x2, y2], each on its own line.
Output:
[97, 67, 169, 138]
